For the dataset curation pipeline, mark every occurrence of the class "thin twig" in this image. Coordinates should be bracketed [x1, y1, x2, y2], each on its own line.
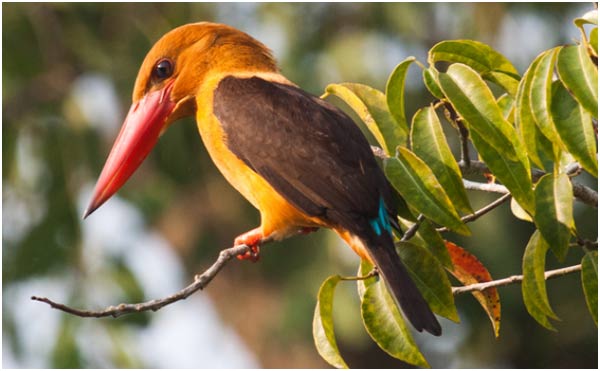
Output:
[572, 181, 598, 208]
[437, 193, 512, 233]
[339, 269, 379, 281]
[442, 102, 471, 168]
[456, 121, 471, 168]
[32, 243, 260, 318]
[452, 264, 582, 295]
[459, 160, 596, 208]
[400, 214, 425, 242]
[574, 238, 599, 250]
[462, 179, 509, 194]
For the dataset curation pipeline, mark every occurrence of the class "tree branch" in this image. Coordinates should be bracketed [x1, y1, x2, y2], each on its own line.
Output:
[572, 181, 598, 208]
[458, 160, 597, 207]
[400, 214, 425, 241]
[440, 102, 472, 168]
[437, 193, 512, 233]
[452, 264, 582, 295]
[462, 179, 509, 194]
[32, 242, 261, 318]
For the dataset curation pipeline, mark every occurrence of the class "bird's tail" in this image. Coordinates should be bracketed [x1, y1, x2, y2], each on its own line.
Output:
[360, 230, 442, 336]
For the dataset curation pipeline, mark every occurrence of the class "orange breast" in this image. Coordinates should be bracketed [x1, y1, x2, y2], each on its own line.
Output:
[195, 72, 326, 239]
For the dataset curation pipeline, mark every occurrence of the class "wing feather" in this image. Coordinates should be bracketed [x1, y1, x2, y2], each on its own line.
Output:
[213, 76, 394, 230]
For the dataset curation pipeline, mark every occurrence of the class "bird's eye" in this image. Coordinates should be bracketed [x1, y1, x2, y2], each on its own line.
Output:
[153, 58, 174, 80]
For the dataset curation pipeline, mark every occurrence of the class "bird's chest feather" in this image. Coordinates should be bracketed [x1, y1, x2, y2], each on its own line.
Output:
[195, 77, 262, 208]
[194, 73, 323, 235]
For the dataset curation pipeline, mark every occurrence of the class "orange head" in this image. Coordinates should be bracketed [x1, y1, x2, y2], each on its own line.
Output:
[84, 23, 277, 217]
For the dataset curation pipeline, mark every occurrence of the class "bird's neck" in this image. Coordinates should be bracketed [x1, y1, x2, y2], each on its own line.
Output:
[211, 43, 278, 75]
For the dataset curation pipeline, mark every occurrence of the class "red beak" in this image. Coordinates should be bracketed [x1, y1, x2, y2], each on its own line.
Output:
[84, 82, 176, 218]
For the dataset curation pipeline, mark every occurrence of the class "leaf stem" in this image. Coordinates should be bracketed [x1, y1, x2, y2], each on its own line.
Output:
[339, 269, 379, 281]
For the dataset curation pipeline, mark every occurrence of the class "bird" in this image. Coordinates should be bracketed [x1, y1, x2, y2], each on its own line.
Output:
[84, 22, 441, 336]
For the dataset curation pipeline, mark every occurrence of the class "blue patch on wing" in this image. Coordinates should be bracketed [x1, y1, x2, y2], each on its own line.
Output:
[369, 197, 392, 236]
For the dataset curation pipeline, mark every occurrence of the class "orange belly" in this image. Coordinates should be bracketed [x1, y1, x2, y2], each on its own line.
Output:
[195, 72, 325, 240]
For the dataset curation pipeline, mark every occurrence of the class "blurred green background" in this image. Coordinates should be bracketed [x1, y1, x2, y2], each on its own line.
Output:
[3, 2, 597, 368]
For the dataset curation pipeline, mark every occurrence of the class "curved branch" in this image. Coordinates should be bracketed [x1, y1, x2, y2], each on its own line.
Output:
[452, 264, 582, 295]
[32, 243, 258, 318]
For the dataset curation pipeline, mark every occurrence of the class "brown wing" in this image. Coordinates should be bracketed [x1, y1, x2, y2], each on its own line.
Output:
[213, 75, 395, 232]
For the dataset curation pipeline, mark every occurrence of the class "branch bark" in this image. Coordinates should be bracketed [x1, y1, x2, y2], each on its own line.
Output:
[462, 179, 509, 194]
[458, 160, 597, 207]
[32, 243, 257, 318]
[452, 264, 582, 295]
[437, 192, 512, 233]
[32, 236, 584, 318]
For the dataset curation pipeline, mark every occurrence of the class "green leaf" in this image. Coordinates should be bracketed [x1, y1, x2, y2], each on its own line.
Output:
[361, 276, 428, 367]
[515, 53, 556, 170]
[556, 44, 598, 119]
[438, 63, 520, 161]
[550, 81, 598, 177]
[313, 275, 348, 369]
[397, 218, 454, 270]
[558, 43, 599, 98]
[575, 10, 599, 57]
[510, 198, 533, 222]
[534, 173, 575, 261]
[397, 241, 458, 322]
[417, 219, 454, 269]
[428, 39, 519, 76]
[386, 57, 416, 129]
[522, 230, 559, 330]
[590, 27, 598, 56]
[574, 9, 598, 29]
[529, 48, 562, 146]
[581, 250, 598, 325]
[384, 148, 470, 235]
[325, 83, 406, 155]
[497, 94, 515, 121]
[423, 67, 444, 99]
[469, 129, 535, 215]
[411, 106, 473, 214]
[428, 39, 520, 96]
[486, 71, 520, 97]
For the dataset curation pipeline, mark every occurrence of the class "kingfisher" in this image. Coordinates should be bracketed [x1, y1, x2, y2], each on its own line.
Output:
[84, 22, 441, 336]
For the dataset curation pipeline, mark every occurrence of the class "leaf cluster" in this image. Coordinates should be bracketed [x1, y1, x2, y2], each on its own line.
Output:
[313, 8, 598, 368]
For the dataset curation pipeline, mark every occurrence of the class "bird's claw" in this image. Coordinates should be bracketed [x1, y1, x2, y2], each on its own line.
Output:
[236, 245, 260, 262]
[234, 228, 263, 263]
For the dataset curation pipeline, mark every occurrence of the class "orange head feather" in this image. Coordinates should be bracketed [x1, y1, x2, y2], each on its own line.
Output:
[85, 22, 278, 217]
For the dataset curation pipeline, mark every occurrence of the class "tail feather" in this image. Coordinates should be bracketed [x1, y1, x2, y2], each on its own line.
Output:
[363, 232, 442, 336]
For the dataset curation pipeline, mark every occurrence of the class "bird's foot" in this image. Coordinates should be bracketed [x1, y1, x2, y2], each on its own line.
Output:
[234, 228, 263, 262]
[299, 227, 319, 235]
